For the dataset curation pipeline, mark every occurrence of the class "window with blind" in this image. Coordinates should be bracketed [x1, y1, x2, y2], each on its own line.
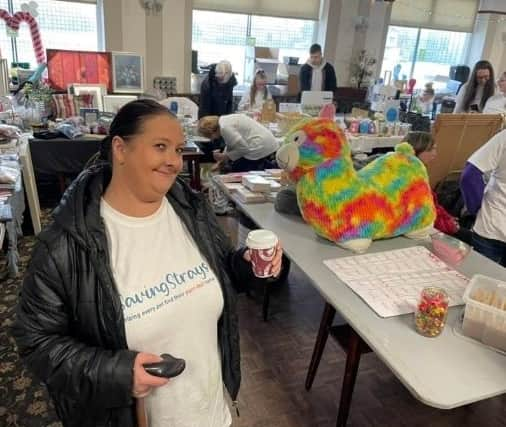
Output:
[192, 9, 315, 85]
[381, 0, 475, 87]
[192, 0, 320, 20]
[0, 0, 98, 67]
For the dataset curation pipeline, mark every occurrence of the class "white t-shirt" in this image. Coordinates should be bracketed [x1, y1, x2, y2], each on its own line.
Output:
[238, 88, 272, 111]
[219, 113, 279, 161]
[483, 93, 506, 114]
[101, 197, 231, 427]
[468, 129, 506, 242]
[309, 61, 325, 91]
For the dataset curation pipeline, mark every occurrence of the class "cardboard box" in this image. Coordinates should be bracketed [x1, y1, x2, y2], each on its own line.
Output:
[287, 74, 299, 95]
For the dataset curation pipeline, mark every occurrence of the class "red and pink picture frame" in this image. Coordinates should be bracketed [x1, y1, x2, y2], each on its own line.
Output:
[47, 49, 112, 92]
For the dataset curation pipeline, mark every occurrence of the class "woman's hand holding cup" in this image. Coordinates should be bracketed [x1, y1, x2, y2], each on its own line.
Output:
[244, 230, 282, 278]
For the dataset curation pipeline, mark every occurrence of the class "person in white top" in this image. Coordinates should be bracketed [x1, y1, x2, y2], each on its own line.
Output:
[198, 113, 280, 172]
[454, 60, 495, 113]
[238, 69, 272, 112]
[460, 129, 506, 266]
[12, 99, 284, 427]
[483, 71, 506, 113]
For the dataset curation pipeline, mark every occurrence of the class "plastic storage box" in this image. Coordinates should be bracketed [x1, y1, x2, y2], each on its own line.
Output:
[462, 274, 506, 352]
[431, 232, 471, 265]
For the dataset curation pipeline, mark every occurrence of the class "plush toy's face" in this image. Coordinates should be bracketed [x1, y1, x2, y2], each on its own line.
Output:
[276, 119, 348, 182]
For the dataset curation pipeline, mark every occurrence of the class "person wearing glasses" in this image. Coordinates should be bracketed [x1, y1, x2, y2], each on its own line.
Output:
[454, 60, 495, 113]
[483, 71, 506, 113]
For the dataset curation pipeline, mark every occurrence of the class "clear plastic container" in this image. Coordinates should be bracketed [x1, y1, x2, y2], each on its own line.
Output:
[462, 275, 506, 352]
[431, 232, 471, 266]
[415, 287, 449, 337]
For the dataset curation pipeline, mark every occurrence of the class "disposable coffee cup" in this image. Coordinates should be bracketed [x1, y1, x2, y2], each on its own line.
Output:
[246, 230, 278, 278]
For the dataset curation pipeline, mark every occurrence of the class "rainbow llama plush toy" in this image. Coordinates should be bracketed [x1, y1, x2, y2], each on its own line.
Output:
[276, 118, 436, 253]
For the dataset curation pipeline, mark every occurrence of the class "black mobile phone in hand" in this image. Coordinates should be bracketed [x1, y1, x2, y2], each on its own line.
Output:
[142, 353, 186, 378]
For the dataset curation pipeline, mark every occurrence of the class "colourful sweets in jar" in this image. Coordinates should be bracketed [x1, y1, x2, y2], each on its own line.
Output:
[414, 287, 449, 337]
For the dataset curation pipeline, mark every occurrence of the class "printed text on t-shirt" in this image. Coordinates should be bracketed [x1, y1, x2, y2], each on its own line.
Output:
[120, 261, 213, 322]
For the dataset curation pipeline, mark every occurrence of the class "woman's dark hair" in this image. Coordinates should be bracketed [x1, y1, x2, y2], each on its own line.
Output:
[404, 131, 434, 156]
[462, 60, 495, 112]
[98, 99, 174, 163]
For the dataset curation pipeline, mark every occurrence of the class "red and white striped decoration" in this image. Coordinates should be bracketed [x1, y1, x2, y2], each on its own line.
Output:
[0, 9, 45, 64]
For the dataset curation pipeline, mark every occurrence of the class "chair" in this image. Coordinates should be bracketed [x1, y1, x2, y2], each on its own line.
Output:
[159, 97, 199, 121]
[429, 113, 503, 187]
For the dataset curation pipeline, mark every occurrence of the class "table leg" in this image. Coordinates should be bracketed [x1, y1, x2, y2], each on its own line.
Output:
[262, 281, 271, 322]
[336, 327, 363, 427]
[187, 160, 195, 189]
[194, 158, 201, 191]
[57, 174, 66, 196]
[305, 302, 336, 390]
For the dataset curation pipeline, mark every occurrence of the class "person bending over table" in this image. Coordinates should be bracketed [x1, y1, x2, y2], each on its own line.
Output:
[460, 129, 506, 267]
[12, 99, 284, 427]
[198, 113, 279, 173]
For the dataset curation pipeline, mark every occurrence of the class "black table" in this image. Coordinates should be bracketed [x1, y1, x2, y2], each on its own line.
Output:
[29, 135, 204, 192]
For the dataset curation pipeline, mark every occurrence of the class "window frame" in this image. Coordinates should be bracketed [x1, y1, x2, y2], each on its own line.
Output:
[381, 24, 471, 83]
[192, 8, 316, 85]
[0, 0, 103, 66]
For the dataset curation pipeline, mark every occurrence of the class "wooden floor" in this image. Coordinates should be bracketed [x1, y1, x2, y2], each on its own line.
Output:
[218, 216, 506, 427]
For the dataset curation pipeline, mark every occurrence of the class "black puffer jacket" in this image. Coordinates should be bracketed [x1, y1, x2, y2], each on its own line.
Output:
[12, 164, 254, 427]
[198, 63, 238, 119]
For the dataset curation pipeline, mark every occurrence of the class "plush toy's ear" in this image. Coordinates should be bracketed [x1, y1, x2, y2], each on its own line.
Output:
[319, 103, 336, 120]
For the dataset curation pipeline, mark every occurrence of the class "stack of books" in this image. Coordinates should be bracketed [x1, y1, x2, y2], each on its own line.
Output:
[218, 169, 285, 204]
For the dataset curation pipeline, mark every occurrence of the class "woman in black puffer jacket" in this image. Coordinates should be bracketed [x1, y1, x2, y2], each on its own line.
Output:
[12, 99, 283, 427]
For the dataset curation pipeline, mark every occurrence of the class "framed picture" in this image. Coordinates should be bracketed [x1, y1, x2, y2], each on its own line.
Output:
[79, 108, 100, 126]
[68, 83, 107, 112]
[112, 52, 144, 93]
[103, 95, 138, 113]
[47, 49, 112, 92]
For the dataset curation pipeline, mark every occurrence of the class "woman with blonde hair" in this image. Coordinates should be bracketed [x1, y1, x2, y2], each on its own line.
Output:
[199, 113, 279, 172]
[238, 69, 272, 112]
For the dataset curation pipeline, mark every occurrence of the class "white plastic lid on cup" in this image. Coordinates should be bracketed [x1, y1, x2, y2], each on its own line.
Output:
[246, 230, 278, 250]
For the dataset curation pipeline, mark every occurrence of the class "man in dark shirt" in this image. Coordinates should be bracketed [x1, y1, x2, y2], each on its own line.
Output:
[299, 44, 337, 94]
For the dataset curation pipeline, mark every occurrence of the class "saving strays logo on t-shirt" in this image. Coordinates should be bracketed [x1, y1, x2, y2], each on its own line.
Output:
[120, 261, 215, 322]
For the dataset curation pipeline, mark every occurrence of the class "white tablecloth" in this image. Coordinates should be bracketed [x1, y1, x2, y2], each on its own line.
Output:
[347, 135, 404, 153]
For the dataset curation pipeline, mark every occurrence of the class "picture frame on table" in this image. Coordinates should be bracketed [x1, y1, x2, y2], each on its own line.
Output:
[68, 83, 107, 112]
[111, 52, 144, 93]
[79, 108, 100, 126]
[103, 95, 138, 113]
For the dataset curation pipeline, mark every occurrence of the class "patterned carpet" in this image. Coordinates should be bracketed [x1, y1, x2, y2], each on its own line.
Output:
[2, 212, 506, 427]
[0, 217, 62, 427]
